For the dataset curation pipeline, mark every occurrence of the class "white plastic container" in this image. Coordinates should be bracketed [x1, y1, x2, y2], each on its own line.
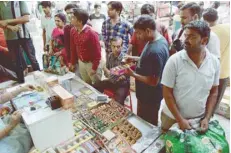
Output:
[22, 107, 75, 152]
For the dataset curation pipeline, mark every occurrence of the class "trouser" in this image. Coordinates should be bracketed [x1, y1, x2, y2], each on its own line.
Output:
[215, 77, 230, 110]
[95, 80, 130, 105]
[0, 65, 17, 81]
[160, 111, 176, 132]
[137, 99, 161, 126]
[6, 38, 40, 82]
[78, 60, 102, 85]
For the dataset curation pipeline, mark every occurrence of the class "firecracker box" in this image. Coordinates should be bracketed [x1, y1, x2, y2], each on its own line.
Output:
[110, 63, 136, 75]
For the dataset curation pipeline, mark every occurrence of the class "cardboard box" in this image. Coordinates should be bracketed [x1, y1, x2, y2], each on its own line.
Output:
[45, 76, 58, 87]
[52, 85, 74, 109]
[215, 98, 230, 119]
[110, 63, 136, 75]
[22, 108, 75, 152]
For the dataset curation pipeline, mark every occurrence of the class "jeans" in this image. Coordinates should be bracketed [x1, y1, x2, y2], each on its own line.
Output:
[95, 80, 130, 105]
[6, 38, 40, 82]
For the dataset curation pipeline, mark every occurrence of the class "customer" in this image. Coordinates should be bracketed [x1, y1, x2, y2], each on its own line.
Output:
[102, 1, 133, 57]
[203, 8, 230, 110]
[125, 15, 169, 126]
[128, 4, 172, 56]
[161, 21, 220, 132]
[69, 9, 102, 85]
[0, 1, 40, 83]
[170, 2, 220, 59]
[96, 37, 129, 105]
[64, 3, 79, 63]
[40, 1, 56, 52]
[89, 3, 106, 38]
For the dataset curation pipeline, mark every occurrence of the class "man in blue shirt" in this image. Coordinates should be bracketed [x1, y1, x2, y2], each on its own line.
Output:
[125, 15, 169, 125]
[102, 1, 133, 57]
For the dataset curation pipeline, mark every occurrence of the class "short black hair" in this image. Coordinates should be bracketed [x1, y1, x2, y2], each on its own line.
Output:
[94, 4, 101, 9]
[64, 4, 78, 11]
[40, 1, 52, 8]
[55, 13, 67, 24]
[134, 15, 156, 31]
[199, 1, 204, 6]
[73, 8, 89, 25]
[108, 1, 123, 15]
[110, 36, 123, 46]
[181, 2, 201, 19]
[141, 4, 155, 15]
[184, 20, 210, 44]
[203, 8, 218, 22]
[212, 1, 220, 9]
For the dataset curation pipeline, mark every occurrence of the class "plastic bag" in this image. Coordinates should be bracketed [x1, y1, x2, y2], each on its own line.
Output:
[164, 120, 229, 153]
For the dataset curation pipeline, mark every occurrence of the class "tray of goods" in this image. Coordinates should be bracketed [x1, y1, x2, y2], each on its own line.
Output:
[112, 120, 142, 145]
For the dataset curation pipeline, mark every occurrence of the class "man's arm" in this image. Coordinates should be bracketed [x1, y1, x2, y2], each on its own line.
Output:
[42, 29, 46, 49]
[2, 15, 29, 25]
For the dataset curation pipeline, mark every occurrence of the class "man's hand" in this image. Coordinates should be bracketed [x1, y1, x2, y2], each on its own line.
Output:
[123, 55, 139, 63]
[0, 20, 8, 28]
[9, 111, 22, 128]
[90, 69, 96, 76]
[125, 67, 135, 77]
[54, 51, 61, 57]
[69, 64, 76, 72]
[199, 117, 209, 133]
[117, 75, 126, 81]
[7, 25, 21, 32]
[178, 118, 192, 131]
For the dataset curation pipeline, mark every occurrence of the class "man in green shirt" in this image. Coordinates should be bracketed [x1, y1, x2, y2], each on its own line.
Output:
[0, 1, 40, 83]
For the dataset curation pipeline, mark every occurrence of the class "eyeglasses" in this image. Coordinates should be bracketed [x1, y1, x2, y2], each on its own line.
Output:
[111, 45, 122, 49]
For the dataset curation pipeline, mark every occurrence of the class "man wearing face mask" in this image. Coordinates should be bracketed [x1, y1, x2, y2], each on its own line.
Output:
[161, 21, 220, 132]
[170, 2, 220, 59]
[125, 15, 169, 126]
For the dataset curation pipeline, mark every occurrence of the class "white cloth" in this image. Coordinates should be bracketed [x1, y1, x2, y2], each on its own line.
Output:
[161, 49, 220, 119]
[41, 14, 56, 46]
[207, 31, 221, 59]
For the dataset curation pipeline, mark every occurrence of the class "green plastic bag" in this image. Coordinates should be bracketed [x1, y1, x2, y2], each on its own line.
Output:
[164, 120, 229, 153]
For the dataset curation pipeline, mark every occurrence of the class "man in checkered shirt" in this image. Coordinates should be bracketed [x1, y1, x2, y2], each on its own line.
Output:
[102, 1, 133, 57]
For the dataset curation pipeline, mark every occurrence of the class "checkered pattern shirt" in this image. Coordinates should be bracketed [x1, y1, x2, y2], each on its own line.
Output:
[102, 18, 133, 54]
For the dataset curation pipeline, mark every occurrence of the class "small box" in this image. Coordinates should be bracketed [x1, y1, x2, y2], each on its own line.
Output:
[110, 63, 136, 75]
[52, 85, 74, 109]
[22, 108, 75, 152]
[45, 76, 58, 87]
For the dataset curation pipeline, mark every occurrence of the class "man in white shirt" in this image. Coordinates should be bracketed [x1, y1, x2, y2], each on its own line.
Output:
[170, 2, 220, 59]
[40, 1, 56, 52]
[161, 21, 220, 133]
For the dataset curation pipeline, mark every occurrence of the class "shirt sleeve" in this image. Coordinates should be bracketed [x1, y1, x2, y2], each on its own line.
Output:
[90, 31, 101, 71]
[207, 32, 221, 59]
[101, 21, 106, 41]
[161, 55, 177, 88]
[70, 28, 77, 65]
[213, 58, 220, 86]
[20, 1, 30, 16]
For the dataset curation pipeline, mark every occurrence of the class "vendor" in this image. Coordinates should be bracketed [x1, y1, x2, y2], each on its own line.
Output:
[161, 21, 220, 132]
[95, 37, 130, 105]
[0, 84, 33, 153]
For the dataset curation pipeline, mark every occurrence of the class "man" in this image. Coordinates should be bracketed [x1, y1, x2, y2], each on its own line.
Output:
[161, 21, 220, 132]
[96, 37, 129, 105]
[125, 15, 169, 125]
[170, 2, 220, 59]
[102, 1, 133, 57]
[69, 9, 102, 85]
[64, 3, 79, 63]
[203, 8, 230, 110]
[211, 1, 220, 10]
[0, 1, 40, 83]
[89, 3, 106, 39]
[128, 4, 172, 56]
[40, 1, 56, 52]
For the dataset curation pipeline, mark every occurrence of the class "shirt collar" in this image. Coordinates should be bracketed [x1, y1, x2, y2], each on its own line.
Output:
[181, 48, 211, 61]
[111, 52, 124, 60]
[78, 24, 88, 33]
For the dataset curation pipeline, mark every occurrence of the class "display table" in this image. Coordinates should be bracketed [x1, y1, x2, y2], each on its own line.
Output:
[0, 72, 165, 153]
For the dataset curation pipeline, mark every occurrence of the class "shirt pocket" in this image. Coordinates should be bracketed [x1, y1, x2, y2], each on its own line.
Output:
[200, 67, 215, 91]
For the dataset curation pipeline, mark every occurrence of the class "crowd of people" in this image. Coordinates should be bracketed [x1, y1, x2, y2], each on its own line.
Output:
[0, 1, 230, 151]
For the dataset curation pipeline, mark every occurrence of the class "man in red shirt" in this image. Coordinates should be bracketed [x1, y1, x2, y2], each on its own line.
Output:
[69, 8, 102, 85]
[128, 4, 172, 56]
